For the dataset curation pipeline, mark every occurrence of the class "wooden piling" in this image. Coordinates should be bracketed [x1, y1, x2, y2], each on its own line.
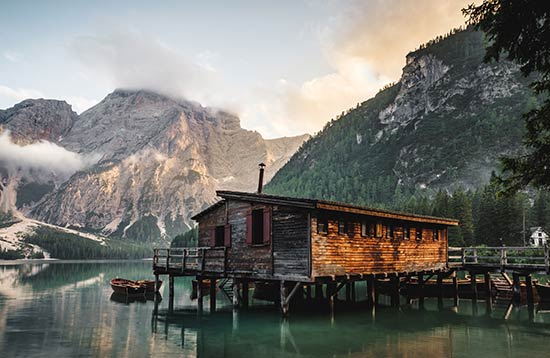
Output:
[470, 272, 477, 301]
[232, 279, 240, 308]
[315, 284, 323, 300]
[209, 278, 217, 312]
[526, 274, 534, 309]
[452, 271, 458, 306]
[197, 278, 204, 312]
[242, 280, 249, 308]
[512, 273, 521, 304]
[280, 281, 290, 316]
[306, 284, 312, 300]
[418, 273, 425, 306]
[366, 276, 375, 306]
[168, 275, 174, 312]
[351, 281, 356, 303]
[345, 282, 351, 302]
[390, 275, 399, 307]
[154, 273, 160, 293]
[484, 272, 492, 301]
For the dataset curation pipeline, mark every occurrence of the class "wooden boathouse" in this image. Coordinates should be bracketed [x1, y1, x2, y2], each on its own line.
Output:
[153, 166, 460, 315]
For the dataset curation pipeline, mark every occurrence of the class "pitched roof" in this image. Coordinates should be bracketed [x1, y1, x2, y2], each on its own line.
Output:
[192, 190, 459, 226]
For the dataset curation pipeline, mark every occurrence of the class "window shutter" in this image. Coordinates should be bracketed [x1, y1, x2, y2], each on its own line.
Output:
[246, 209, 253, 245]
[263, 206, 272, 244]
[209, 227, 215, 247]
[224, 223, 231, 248]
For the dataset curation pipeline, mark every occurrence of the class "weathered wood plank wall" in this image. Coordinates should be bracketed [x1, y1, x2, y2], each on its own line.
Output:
[310, 215, 447, 277]
[272, 207, 309, 279]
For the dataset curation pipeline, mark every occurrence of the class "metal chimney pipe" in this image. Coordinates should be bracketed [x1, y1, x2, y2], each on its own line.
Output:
[257, 163, 266, 194]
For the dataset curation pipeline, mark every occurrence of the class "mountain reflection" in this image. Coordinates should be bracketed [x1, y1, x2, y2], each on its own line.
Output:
[1, 261, 550, 357]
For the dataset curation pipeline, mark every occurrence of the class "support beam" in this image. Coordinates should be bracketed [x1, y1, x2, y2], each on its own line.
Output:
[470, 272, 478, 301]
[168, 275, 174, 312]
[484, 272, 492, 302]
[242, 280, 249, 308]
[197, 278, 204, 312]
[436, 272, 443, 301]
[345, 282, 351, 303]
[452, 271, 459, 306]
[315, 284, 323, 300]
[280, 281, 290, 317]
[390, 275, 399, 307]
[351, 281, 356, 303]
[154, 273, 160, 293]
[366, 276, 375, 307]
[512, 273, 521, 304]
[418, 273, 425, 306]
[209, 278, 217, 312]
[306, 285, 312, 300]
[526, 274, 534, 310]
[233, 279, 240, 309]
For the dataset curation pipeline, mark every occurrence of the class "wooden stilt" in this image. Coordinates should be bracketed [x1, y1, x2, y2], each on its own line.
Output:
[306, 285, 312, 300]
[436, 272, 443, 300]
[232, 279, 240, 308]
[351, 281, 356, 303]
[210, 278, 217, 312]
[154, 273, 160, 293]
[197, 278, 204, 312]
[168, 275, 174, 312]
[374, 279, 380, 306]
[390, 275, 399, 307]
[526, 274, 534, 310]
[367, 276, 375, 306]
[328, 282, 336, 311]
[470, 272, 477, 301]
[484, 272, 492, 302]
[345, 282, 351, 303]
[242, 280, 249, 308]
[315, 284, 323, 300]
[452, 271, 459, 306]
[280, 281, 290, 316]
[418, 273, 425, 306]
[512, 273, 521, 304]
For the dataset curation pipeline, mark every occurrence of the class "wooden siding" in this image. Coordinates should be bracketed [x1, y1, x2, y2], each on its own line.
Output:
[272, 207, 310, 279]
[198, 201, 272, 276]
[311, 214, 448, 277]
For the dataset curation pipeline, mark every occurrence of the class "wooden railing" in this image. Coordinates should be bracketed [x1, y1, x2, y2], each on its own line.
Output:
[153, 247, 227, 274]
[448, 246, 550, 273]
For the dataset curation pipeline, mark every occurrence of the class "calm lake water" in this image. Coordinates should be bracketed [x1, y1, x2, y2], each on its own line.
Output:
[1, 260, 550, 357]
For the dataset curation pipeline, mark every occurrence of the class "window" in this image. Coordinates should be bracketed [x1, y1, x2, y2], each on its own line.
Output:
[386, 225, 394, 239]
[403, 226, 410, 240]
[433, 228, 441, 241]
[338, 220, 346, 235]
[252, 209, 264, 244]
[361, 222, 370, 237]
[317, 216, 328, 234]
[416, 228, 423, 241]
[215, 226, 225, 247]
[375, 222, 383, 238]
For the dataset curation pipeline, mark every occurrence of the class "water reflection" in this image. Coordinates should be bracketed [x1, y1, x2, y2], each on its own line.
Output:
[1, 261, 550, 357]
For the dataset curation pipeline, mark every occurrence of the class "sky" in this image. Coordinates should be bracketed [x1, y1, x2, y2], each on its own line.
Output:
[0, 0, 472, 138]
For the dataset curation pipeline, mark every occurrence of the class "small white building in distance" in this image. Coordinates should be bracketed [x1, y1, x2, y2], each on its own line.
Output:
[530, 227, 549, 247]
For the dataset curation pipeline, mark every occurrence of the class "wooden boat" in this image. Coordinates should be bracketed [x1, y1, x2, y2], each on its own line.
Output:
[136, 280, 162, 293]
[110, 278, 146, 296]
[536, 282, 550, 302]
[110, 292, 146, 304]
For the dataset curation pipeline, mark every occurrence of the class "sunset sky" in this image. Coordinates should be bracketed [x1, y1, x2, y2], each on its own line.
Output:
[0, 0, 472, 138]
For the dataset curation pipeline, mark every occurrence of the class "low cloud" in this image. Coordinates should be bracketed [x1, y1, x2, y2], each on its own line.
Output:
[69, 29, 233, 110]
[0, 131, 99, 174]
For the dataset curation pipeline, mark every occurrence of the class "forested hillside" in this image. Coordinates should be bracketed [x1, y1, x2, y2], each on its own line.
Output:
[266, 29, 544, 246]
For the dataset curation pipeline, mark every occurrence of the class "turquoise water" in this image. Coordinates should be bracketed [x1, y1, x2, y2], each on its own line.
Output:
[1, 261, 550, 357]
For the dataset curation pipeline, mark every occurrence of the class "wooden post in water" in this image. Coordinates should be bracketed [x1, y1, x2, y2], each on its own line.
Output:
[452, 271, 459, 306]
[436, 272, 443, 302]
[197, 278, 204, 312]
[345, 282, 351, 303]
[525, 274, 534, 310]
[512, 273, 521, 304]
[470, 272, 478, 301]
[232, 279, 240, 309]
[280, 281, 290, 317]
[484, 272, 492, 301]
[306, 284, 312, 300]
[351, 281, 356, 303]
[210, 278, 217, 312]
[418, 273, 425, 306]
[390, 275, 399, 307]
[168, 275, 175, 312]
[315, 284, 323, 300]
[366, 276, 375, 306]
[154, 273, 160, 293]
[242, 280, 249, 308]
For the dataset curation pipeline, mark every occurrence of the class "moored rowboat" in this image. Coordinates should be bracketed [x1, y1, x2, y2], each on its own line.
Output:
[110, 278, 146, 296]
[536, 283, 550, 302]
[137, 280, 162, 293]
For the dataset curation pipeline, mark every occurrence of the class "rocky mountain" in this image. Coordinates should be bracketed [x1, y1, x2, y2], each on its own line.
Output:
[0, 90, 308, 242]
[266, 29, 538, 207]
